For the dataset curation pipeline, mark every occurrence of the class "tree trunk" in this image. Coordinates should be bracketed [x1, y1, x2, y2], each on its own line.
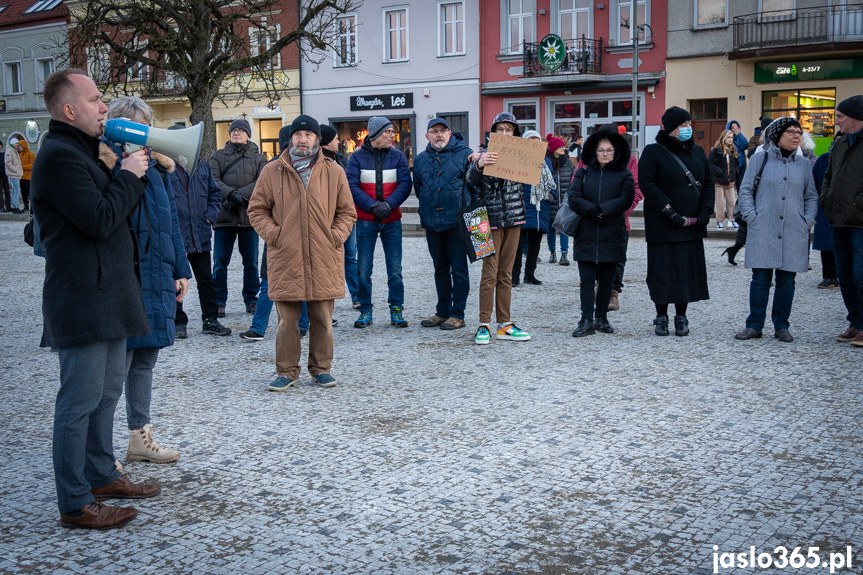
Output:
[188, 93, 219, 163]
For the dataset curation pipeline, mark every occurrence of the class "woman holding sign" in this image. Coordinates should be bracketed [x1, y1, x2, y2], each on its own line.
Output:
[567, 128, 635, 336]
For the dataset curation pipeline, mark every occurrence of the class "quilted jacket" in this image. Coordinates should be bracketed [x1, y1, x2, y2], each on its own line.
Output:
[248, 149, 357, 301]
[412, 132, 473, 232]
[345, 138, 412, 224]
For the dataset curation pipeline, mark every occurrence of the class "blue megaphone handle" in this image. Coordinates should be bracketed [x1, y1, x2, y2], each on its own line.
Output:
[104, 118, 150, 146]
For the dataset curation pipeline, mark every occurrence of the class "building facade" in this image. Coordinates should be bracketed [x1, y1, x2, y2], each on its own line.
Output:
[0, 0, 68, 153]
[300, 0, 481, 165]
[667, 0, 863, 155]
[478, 0, 668, 154]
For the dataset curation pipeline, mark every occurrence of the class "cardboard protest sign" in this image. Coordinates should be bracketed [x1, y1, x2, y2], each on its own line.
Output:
[483, 133, 547, 186]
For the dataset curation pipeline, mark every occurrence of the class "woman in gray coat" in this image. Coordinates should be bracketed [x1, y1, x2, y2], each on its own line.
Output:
[735, 117, 818, 343]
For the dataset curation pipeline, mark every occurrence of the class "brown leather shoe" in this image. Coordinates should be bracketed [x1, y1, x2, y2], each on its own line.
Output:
[608, 290, 620, 311]
[91, 474, 161, 501]
[837, 326, 859, 342]
[60, 501, 138, 530]
[852, 332, 863, 348]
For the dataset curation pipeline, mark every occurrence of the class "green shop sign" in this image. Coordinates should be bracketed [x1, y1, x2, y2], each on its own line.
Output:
[539, 34, 566, 72]
[755, 58, 863, 83]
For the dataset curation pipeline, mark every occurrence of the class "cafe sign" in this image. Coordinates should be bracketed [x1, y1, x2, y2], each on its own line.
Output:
[755, 58, 863, 83]
[350, 92, 413, 111]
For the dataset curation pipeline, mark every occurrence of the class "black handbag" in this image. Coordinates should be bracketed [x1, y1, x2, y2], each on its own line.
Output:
[552, 199, 581, 237]
[456, 200, 496, 263]
[23, 216, 34, 247]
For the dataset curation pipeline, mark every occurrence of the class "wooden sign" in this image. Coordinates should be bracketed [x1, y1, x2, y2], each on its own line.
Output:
[483, 133, 546, 186]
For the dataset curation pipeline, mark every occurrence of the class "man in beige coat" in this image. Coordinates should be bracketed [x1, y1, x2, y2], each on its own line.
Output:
[248, 115, 356, 390]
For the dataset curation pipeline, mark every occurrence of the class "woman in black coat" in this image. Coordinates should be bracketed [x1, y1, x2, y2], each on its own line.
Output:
[638, 106, 715, 336]
[568, 129, 635, 336]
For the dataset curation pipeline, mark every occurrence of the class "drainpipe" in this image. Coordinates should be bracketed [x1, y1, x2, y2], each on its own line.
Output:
[297, 0, 303, 116]
[631, 5, 638, 154]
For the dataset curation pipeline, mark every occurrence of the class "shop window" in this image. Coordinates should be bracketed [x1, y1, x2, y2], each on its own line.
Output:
[612, 0, 650, 46]
[384, 7, 409, 62]
[259, 119, 282, 160]
[334, 118, 414, 166]
[506, 99, 538, 133]
[695, 0, 727, 27]
[690, 98, 727, 120]
[439, 2, 465, 56]
[334, 14, 357, 67]
[504, 0, 535, 55]
[551, 97, 640, 146]
[215, 121, 233, 146]
[611, 99, 639, 117]
[438, 112, 468, 147]
[762, 88, 835, 137]
[584, 100, 608, 119]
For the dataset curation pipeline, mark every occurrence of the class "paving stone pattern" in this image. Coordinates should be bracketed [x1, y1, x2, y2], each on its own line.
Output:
[0, 219, 859, 575]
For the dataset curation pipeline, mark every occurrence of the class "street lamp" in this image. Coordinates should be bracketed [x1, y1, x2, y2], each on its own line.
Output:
[631, 19, 653, 157]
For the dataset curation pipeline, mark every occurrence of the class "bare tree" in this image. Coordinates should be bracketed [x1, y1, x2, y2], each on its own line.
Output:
[67, 0, 362, 158]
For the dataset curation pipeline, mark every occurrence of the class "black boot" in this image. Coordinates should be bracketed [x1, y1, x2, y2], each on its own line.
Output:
[674, 315, 689, 337]
[721, 243, 743, 266]
[654, 315, 669, 336]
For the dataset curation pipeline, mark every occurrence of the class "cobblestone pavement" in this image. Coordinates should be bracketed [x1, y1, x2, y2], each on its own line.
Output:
[0, 219, 860, 575]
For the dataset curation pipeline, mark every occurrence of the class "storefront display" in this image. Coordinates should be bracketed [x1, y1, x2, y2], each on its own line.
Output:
[762, 88, 836, 138]
[332, 118, 414, 166]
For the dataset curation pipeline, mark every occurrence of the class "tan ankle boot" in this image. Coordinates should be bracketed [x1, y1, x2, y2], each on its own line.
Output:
[127, 424, 179, 463]
[608, 290, 620, 311]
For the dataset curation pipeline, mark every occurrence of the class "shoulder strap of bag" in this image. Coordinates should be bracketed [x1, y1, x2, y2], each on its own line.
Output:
[751, 151, 769, 198]
[220, 155, 245, 179]
[658, 145, 701, 189]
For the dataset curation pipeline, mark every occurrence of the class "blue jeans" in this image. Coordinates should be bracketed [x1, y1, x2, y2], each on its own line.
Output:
[54, 338, 125, 513]
[547, 230, 569, 254]
[250, 277, 276, 335]
[425, 227, 470, 319]
[356, 219, 404, 312]
[213, 227, 260, 306]
[344, 224, 358, 303]
[746, 268, 796, 331]
[9, 177, 20, 209]
[125, 347, 160, 430]
[833, 228, 863, 329]
[299, 302, 309, 331]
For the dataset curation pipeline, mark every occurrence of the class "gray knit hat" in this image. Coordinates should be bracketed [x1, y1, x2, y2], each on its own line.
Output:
[229, 118, 252, 137]
[367, 117, 393, 141]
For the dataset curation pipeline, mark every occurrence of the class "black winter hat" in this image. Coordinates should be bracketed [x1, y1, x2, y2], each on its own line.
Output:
[837, 95, 863, 121]
[289, 114, 321, 139]
[765, 116, 801, 145]
[661, 106, 691, 132]
[278, 125, 291, 154]
[229, 118, 252, 137]
[760, 116, 773, 131]
[320, 124, 338, 146]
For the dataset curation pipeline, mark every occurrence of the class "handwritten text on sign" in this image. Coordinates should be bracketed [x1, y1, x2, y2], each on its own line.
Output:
[484, 133, 546, 186]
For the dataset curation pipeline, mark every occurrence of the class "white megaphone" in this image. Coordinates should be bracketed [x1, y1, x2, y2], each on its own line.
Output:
[104, 118, 203, 171]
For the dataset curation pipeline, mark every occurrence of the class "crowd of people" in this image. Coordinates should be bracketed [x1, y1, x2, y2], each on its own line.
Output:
[27, 67, 862, 530]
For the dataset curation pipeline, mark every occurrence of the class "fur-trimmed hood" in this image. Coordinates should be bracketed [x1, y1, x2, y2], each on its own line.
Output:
[581, 128, 631, 170]
[99, 140, 175, 173]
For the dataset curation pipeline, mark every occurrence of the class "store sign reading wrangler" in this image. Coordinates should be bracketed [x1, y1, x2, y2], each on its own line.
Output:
[755, 58, 863, 83]
[350, 93, 413, 111]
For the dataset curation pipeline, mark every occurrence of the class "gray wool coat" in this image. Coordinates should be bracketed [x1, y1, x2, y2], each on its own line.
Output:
[738, 142, 818, 273]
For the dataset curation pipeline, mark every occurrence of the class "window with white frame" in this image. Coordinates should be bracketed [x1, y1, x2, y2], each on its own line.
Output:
[695, 0, 727, 27]
[35, 58, 53, 91]
[3, 61, 22, 94]
[384, 7, 409, 62]
[506, 0, 535, 54]
[614, 0, 650, 45]
[760, 0, 795, 20]
[559, 0, 591, 40]
[439, 2, 465, 56]
[334, 14, 357, 67]
[250, 19, 281, 69]
[505, 99, 538, 133]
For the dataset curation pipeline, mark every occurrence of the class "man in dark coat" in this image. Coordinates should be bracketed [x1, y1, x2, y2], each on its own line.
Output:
[31, 69, 159, 530]
[209, 118, 266, 316]
[821, 95, 863, 347]
[167, 125, 230, 338]
[413, 117, 474, 331]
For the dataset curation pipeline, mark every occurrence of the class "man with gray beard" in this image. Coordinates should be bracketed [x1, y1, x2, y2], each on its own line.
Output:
[412, 118, 474, 330]
[248, 115, 356, 390]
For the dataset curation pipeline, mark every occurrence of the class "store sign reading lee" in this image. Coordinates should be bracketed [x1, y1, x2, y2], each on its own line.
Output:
[350, 93, 413, 111]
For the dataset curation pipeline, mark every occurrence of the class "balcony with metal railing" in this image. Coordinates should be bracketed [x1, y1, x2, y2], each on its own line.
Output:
[733, 3, 863, 54]
[522, 36, 603, 77]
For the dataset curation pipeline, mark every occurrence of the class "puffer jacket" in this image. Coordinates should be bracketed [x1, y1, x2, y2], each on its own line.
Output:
[168, 159, 222, 254]
[100, 141, 191, 349]
[248, 149, 357, 301]
[5, 146, 22, 179]
[465, 158, 526, 230]
[209, 140, 266, 228]
[738, 142, 818, 273]
[18, 140, 35, 181]
[820, 131, 863, 228]
[345, 138, 412, 223]
[639, 130, 715, 243]
[522, 157, 554, 232]
[708, 147, 740, 187]
[413, 132, 473, 232]
[568, 129, 635, 264]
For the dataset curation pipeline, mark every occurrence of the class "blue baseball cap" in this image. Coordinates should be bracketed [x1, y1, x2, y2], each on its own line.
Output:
[427, 117, 450, 131]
